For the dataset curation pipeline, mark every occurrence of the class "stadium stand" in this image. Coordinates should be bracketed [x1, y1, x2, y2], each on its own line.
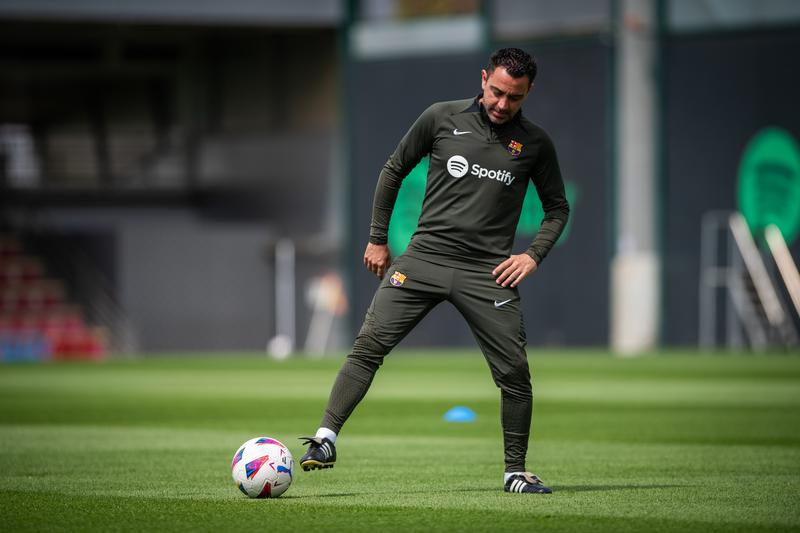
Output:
[0, 234, 106, 361]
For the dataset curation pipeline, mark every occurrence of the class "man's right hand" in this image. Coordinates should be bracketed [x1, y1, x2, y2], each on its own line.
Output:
[363, 243, 391, 279]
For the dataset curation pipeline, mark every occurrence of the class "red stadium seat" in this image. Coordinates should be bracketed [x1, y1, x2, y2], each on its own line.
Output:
[50, 326, 105, 360]
[0, 236, 22, 259]
[0, 238, 106, 362]
[0, 257, 43, 284]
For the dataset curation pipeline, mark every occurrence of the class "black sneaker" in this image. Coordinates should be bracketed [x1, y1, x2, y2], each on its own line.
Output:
[299, 437, 336, 471]
[504, 472, 552, 494]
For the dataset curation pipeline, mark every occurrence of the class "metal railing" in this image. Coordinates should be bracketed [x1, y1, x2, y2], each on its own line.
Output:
[765, 224, 800, 320]
[699, 211, 798, 350]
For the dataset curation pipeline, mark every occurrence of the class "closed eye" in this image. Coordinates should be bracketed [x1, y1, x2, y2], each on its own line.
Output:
[490, 85, 525, 100]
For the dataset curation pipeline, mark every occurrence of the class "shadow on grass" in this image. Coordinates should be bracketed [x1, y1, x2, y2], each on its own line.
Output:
[309, 483, 687, 498]
[555, 484, 688, 493]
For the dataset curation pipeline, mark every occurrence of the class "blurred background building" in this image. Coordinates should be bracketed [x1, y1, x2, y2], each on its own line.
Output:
[0, 0, 798, 359]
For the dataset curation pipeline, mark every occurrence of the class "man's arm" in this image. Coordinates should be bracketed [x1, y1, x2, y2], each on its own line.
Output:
[494, 134, 570, 288]
[524, 134, 569, 266]
[364, 104, 439, 278]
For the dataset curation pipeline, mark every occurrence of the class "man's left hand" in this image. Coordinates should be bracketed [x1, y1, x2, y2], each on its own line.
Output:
[493, 254, 538, 288]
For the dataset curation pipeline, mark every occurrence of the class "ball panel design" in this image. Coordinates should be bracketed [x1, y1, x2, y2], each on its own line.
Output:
[231, 437, 294, 498]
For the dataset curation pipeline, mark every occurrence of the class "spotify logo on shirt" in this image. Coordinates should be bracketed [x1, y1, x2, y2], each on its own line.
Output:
[446, 155, 469, 178]
[446, 155, 516, 186]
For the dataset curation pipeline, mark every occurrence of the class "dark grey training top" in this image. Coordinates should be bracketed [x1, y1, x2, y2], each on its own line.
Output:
[369, 95, 570, 269]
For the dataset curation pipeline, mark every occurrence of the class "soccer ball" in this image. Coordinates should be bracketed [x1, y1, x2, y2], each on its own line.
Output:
[231, 437, 294, 498]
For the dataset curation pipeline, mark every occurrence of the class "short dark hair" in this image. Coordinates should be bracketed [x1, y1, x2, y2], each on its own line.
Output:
[487, 48, 537, 84]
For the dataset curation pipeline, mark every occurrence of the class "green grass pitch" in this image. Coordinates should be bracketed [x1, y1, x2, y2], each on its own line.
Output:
[1, 350, 799, 532]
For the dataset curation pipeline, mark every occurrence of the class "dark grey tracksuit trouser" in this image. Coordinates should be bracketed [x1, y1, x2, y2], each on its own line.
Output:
[320, 252, 533, 472]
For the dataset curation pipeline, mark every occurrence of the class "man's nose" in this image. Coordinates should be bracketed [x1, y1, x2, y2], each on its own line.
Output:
[496, 97, 508, 110]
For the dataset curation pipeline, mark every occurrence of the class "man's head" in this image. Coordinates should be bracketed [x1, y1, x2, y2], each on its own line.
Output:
[480, 48, 537, 124]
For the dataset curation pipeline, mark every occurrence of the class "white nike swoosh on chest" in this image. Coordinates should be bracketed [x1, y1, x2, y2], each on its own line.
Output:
[453, 129, 471, 135]
[494, 299, 512, 308]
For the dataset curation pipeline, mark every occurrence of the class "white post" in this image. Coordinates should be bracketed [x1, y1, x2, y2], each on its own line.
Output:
[267, 238, 295, 359]
[611, 0, 661, 355]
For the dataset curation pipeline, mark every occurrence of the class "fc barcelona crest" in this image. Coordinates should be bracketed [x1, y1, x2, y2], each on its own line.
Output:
[390, 271, 407, 287]
[507, 140, 523, 156]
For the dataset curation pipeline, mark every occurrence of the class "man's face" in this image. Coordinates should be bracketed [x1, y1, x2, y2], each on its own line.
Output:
[480, 66, 531, 124]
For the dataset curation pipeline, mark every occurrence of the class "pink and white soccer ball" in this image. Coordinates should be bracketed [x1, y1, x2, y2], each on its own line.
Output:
[231, 437, 294, 498]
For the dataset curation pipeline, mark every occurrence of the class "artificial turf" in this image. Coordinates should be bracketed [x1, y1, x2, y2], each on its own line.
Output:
[1, 350, 799, 532]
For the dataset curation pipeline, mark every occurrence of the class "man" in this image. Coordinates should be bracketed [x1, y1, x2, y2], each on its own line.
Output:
[300, 48, 569, 494]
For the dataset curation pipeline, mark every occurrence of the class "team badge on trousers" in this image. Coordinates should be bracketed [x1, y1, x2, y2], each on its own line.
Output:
[390, 271, 407, 287]
[507, 140, 523, 156]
